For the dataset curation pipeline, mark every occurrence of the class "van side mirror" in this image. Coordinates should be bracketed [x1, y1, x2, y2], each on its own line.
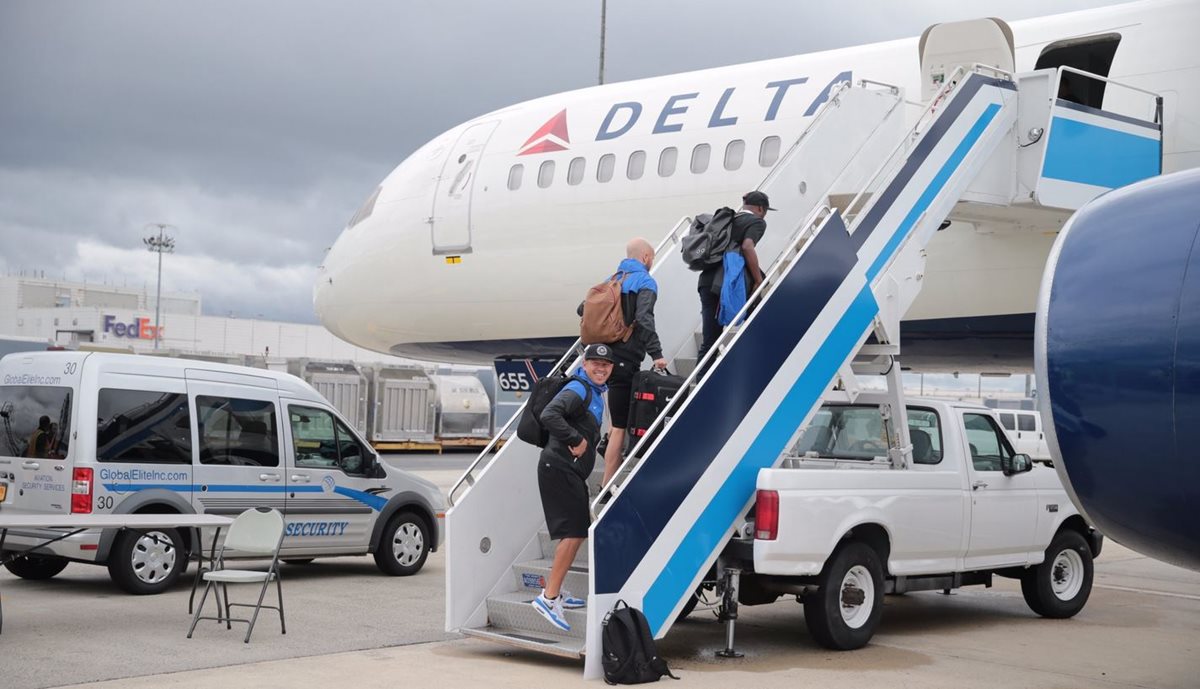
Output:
[1002, 453, 1033, 476]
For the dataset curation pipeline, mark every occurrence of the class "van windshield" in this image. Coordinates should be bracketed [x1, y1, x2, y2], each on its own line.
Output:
[0, 386, 73, 459]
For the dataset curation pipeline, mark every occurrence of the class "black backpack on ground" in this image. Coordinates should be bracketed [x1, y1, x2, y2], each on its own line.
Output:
[601, 600, 680, 685]
[680, 207, 735, 271]
[516, 374, 593, 448]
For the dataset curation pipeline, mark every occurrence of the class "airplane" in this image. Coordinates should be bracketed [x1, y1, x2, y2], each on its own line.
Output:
[313, 0, 1198, 372]
[1036, 166, 1200, 572]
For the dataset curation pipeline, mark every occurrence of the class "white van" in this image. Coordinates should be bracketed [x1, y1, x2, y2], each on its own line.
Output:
[996, 409, 1052, 462]
[0, 352, 445, 594]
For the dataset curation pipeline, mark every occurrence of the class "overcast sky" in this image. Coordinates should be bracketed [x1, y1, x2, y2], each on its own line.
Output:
[0, 0, 1124, 327]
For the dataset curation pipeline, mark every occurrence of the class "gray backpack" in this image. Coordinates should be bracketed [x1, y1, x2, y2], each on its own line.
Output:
[680, 207, 735, 271]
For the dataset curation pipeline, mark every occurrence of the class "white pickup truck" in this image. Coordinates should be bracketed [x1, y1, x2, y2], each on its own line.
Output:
[706, 394, 1101, 651]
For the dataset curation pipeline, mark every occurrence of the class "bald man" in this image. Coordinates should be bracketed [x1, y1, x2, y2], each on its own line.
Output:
[580, 237, 667, 486]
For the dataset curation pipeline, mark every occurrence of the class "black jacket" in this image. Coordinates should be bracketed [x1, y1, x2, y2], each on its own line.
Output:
[538, 376, 605, 479]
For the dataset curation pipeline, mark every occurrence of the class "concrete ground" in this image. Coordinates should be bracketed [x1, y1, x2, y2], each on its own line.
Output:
[4, 453, 1199, 688]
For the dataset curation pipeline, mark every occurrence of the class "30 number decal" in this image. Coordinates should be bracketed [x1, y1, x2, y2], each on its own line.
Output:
[96, 495, 114, 510]
[63, 362, 78, 375]
[497, 372, 531, 391]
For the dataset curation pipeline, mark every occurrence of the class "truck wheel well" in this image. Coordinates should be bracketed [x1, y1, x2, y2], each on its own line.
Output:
[132, 504, 192, 556]
[1058, 515, 1100, 557]
[843, 524, 890, 574]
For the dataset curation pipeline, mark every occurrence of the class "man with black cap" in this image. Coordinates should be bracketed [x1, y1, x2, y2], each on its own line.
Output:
[531, 343, 612, 632]
[697, 190, 774, 357]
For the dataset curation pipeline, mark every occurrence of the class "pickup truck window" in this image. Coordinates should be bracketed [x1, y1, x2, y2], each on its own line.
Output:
[906, 408, 943, 465]
[1017, 413, 1037, 432]
[793, 405, 942, 463]
[999, 412, 1016, 431]
[964, 413, 1015, 472]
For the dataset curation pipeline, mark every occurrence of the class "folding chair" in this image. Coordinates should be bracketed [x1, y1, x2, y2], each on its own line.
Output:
[187, 507, 286, 643]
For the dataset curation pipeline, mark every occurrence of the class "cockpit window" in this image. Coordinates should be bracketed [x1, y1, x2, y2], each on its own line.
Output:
[347, 186, 381, 229]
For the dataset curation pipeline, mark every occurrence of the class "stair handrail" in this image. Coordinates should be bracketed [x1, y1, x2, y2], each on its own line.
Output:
[1053, 65, 1163, 124]
[592, 203, 836, 510]
[841, 64, 972, 232]
[447, 215, 695, 507]
[756, 78, 901, 198]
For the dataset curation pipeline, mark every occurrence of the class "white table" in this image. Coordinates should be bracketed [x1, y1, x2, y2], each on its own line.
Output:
[0, 513, 234, 634]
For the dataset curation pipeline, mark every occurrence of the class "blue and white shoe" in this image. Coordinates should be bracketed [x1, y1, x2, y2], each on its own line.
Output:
[560, 590, 586, 609]
[532, 592, 570, 631]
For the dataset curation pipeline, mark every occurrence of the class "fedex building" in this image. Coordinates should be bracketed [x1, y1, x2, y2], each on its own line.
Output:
[0, 274, 403, 364]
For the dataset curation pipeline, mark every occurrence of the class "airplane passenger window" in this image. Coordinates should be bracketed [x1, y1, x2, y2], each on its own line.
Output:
[627, 150, 646, 180]
[724, 140, 745, 171]
[759, 136, 782, 167]
[658, 147, 678, 177]
[538, 160, 555, 189]
[691, 144, 711, 174]
[507, 164, 523, 191]
[597, 154, 615, 183]
[568, 157, 585, 186]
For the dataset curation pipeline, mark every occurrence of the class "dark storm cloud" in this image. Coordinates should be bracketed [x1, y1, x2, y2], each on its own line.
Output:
[0, 0, 1122, 324]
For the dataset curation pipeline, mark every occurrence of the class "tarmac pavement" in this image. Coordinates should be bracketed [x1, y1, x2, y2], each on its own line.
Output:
[4, 454, 1199, 688]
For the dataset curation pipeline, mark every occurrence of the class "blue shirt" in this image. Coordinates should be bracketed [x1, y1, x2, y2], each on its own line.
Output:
[563, 370, 608, 426]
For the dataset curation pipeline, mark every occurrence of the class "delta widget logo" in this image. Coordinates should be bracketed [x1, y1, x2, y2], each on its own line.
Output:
[518, 109, 569, 155]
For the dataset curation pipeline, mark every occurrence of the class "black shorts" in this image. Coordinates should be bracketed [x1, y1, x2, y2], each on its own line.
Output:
[538, 458, 590, 539]
[607, 360, 637, 429]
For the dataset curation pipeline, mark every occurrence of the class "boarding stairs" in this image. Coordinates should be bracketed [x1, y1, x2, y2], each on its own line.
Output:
[444, 65, 1163, 677]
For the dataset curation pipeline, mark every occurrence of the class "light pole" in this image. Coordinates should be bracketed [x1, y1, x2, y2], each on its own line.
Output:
[598, 0, 607, 85]
[142, 223, 177, 350]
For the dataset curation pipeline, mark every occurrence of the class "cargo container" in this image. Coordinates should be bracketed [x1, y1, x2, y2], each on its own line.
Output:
[430, 374, 492, 447]
[366, 364, 438, 450]
[287, 359, 369, 434]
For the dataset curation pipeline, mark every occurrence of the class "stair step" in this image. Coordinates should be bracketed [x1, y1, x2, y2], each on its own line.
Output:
[674, 357, 697, 379]
[513, 558, 590, 597]
[538, 530, 588, 566]
[461, 625, 585, 659]
[486, 590, 589, 640]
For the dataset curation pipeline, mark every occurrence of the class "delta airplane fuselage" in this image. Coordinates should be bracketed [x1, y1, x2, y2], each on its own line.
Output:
[314, 0, 1199, 367]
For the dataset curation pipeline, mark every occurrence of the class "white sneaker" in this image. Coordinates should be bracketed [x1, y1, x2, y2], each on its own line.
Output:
[532, 592, 570, 631]
[560, 590, 586, 609]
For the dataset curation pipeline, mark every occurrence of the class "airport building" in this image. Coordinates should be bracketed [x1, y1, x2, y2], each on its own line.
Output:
[0, 274, 405, 364]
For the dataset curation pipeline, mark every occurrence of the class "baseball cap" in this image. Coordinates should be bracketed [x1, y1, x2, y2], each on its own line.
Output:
[583, 343, 615, 362]
[743, 190, 777, 211]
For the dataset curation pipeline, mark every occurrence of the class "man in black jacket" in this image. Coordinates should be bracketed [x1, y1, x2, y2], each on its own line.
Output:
[590, 237, 668, 486]
[531, 343, 612, 632]
[697, 190, 773, 357]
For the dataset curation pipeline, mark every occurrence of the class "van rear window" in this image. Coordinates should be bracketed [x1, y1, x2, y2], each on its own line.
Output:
[196, 396, 279, 467]
[0, 386, 72, 459]
[97, 389, 191, 464]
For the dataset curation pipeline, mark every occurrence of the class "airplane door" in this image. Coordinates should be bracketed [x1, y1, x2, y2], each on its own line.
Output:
[919, 18, 1014, 101]
[430, 120, 499, 255]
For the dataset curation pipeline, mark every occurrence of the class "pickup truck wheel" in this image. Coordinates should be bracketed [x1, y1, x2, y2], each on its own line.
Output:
[374, 511, 429, 576]
[106, 528, 186, 595]
[1021, 529, 1093, 618]
[803, 541, 884, 650]
[3, 553, 69, 580]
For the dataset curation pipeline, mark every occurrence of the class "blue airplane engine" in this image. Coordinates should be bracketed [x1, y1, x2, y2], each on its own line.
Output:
[1036, 168, 1200, 572]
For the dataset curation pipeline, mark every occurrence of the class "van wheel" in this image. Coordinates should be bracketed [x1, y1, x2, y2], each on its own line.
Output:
[803, 541, 884, 650]
[1021, 530, 1093, 618]
[374, 511, 429, 576]
[107, 528, 186, 595]
[3, 553, 69, 580]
